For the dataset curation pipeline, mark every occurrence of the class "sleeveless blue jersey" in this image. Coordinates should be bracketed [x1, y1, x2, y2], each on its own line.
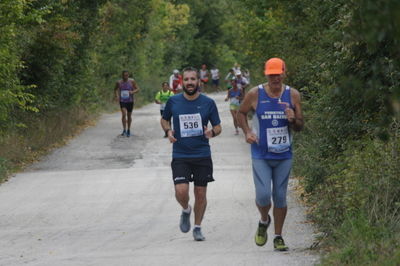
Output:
[251, 84, 293, 160]
[228, 88, 241, 98]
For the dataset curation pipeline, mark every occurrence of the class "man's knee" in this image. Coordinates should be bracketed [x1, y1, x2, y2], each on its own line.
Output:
[272, 192, 287, 208]
[175, 183, 189, 199]
[256, 195, 271, 207]
[194, 186, 207, 201]
[255, 187, 272, 206]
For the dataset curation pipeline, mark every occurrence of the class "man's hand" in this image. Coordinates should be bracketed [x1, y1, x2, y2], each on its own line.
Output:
[204, 126, 215, 139]
[245, 131, 258, 144]
[285, 107, 295, 123]
[279, 102, 295, 123]
[167, 129, 177, 143]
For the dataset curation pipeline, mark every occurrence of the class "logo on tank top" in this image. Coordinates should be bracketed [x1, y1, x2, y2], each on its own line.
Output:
[272, 119, 279, 126]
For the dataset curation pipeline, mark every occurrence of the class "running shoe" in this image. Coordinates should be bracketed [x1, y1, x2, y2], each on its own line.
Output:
[273, 236, 289, 251]
[126, 129, 131, 137]
[255, 214, 271, 246]
[193, 227, 205, 241]
[179, 208, 191, 233]
[121, 130, 126, 136]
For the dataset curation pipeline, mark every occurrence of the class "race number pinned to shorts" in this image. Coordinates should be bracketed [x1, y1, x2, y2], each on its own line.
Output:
[160, 103, 166, 111]
[179, 113, 203, 137]
[266, 126, 290, 153]
[121, 90, 130, 100]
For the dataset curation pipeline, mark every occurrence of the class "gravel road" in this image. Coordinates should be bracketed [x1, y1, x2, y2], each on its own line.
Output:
[0, 92, 318, 266]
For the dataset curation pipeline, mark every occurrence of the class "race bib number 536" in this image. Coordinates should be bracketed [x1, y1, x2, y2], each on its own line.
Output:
[179, 113, 203, 137]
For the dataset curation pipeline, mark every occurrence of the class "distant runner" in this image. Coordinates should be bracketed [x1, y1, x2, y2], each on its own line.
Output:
[155, 82, 174, 137]
[237, 58, 304, 251]
[224, 68, 235, 90]
[243, 68, 251, 84]
[234, 70, 249, 95]
[210, 66, 220, 91]
[161, 67, 222, 241]
[199, 64, 209, 91]
[169, 69, 183, 94]
[225, 79, 243, 135]
[114, 70, 140, 137]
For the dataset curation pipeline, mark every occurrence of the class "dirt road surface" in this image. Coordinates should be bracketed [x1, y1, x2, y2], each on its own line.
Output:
[0, 92, 318, 266]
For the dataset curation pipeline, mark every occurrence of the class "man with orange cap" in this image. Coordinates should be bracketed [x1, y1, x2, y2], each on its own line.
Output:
[237, 57, 304, 251]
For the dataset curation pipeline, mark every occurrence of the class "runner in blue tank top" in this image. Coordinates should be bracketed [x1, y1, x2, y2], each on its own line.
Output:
[114, 70, 140, 137]
[224, 79, 244, 135]
[237, 58, 304, 251]
[161, 67, 222, 241]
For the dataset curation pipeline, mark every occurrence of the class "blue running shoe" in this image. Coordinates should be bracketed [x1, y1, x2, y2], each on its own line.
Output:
[193, 227, 205, 241]
[180, 207, 191, 233]
[121, 130, 126, 136]
[126, 129, 131, 137]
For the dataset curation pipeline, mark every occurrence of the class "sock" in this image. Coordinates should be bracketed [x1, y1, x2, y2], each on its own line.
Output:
[182, 205, 191, 213]
[274, 234, 282, 238]
[194, 225, 201, 229]
[260, 216, 270, 225]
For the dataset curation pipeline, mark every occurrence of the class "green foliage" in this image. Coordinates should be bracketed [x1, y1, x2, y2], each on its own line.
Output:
[321, 213, 400, 266]
[0, 157, 8, 182]
[0, 0, 42, 129]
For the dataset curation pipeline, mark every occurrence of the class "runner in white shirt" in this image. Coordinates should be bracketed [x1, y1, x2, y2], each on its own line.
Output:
[169, 69, 183, 94]
[235, 70, 249, 96]
[210, 66, 220, 90]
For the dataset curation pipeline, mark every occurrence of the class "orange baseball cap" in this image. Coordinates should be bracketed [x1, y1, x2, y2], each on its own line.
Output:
[264, 58, 286, 75]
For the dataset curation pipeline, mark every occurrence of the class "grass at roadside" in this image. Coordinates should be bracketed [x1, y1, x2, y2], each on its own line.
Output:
[295, 123, 400, 265]
[320, 213, 400, 265]
[0, 106, 99, 184]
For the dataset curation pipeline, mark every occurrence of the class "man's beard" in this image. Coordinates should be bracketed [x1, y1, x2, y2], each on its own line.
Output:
[183, 85, 199, 96]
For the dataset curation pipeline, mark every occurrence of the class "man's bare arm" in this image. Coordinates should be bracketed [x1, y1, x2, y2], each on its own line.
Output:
[237, 87, 257, 134]
[114, 82, 120, 101]
[161, 118, 176, 143]
[131, 80, 140, 94]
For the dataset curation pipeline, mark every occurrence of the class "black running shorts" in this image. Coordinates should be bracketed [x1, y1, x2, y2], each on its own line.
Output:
[171, 157, 214, 187]
[120, 102, 134, 113]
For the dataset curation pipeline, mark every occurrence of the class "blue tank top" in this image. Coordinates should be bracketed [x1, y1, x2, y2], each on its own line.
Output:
[228, 88, 242, 106]
[251, 84, 293, 160]
[119, 79, 134, 103]
[228, 88, 241, 98]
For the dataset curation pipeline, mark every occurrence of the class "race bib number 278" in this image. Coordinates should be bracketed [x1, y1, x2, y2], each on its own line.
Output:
[179, 113, 203, 137]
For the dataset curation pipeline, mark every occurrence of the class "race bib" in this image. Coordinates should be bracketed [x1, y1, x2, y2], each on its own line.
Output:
[121, 90, 130, 99]
[230, 97, 240, 106]
[179, 113, 203, 137]
[266, 126, 290, 153]
[160, 103, 166, 110]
